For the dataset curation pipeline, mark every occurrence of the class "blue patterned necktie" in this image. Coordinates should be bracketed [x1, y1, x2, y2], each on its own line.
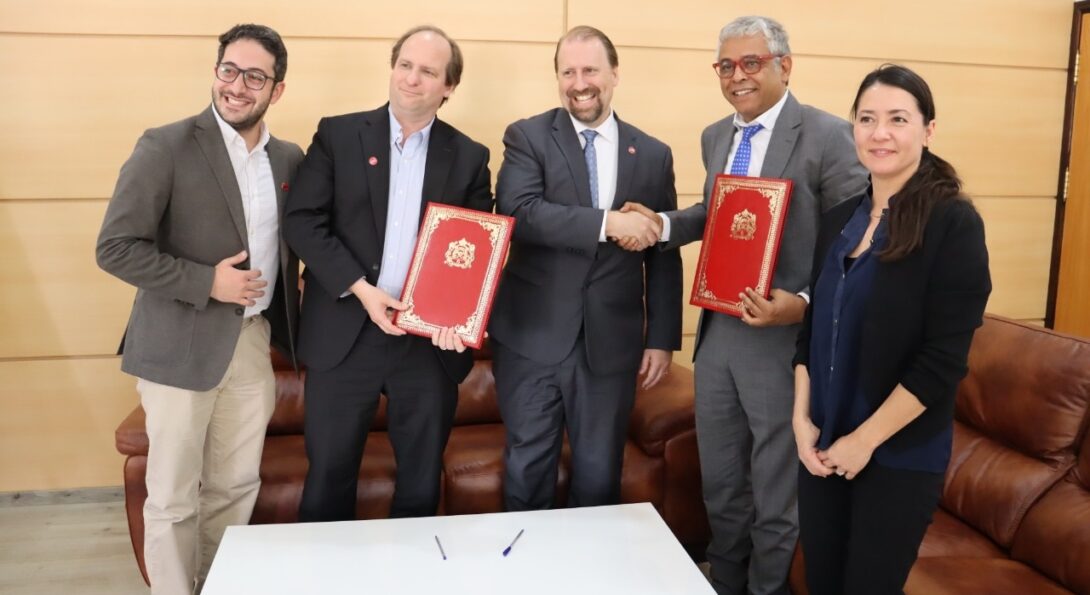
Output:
[580, 129, 600, 208]
[729, 123, 764, 176]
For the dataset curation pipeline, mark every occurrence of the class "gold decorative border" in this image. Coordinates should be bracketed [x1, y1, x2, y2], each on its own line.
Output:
[693, 176, 791, 315]
[397, 205, 512, 345]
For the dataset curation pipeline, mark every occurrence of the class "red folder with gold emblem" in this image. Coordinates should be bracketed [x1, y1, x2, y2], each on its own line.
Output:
[690, 175, 793, 317]
[393, 203, 514, 349]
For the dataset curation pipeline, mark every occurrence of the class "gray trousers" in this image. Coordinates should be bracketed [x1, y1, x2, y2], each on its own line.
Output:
[695, 312, 799, 595]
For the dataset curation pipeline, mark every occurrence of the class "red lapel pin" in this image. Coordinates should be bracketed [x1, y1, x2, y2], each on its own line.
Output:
[281, 182, 290, 192]
[368, 156, 379, 166]
[627, 146, 636, 155]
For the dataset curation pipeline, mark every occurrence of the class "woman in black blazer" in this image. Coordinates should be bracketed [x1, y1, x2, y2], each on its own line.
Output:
[788, 64, 991, 594]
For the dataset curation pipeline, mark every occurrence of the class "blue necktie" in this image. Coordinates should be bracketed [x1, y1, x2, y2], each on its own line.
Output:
[729, 124, 763, 176]
[581, 129, 600, 208]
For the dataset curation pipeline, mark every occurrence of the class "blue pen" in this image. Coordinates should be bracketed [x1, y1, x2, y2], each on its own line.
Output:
[435, 535, 447, 560]
[502, 529, 524, 556]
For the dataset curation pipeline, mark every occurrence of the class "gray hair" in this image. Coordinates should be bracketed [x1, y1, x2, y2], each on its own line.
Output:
[718, 16, 791, 58]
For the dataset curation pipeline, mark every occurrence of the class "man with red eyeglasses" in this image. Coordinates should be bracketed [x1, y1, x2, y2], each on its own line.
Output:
[97, 24, 302, 595]
[622, 15, 867, 595]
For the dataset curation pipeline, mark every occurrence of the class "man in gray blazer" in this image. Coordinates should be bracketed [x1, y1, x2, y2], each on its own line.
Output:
[623, 16, 867, 595]
[489, 26, 683, 511]
[96, 24, 303, 595]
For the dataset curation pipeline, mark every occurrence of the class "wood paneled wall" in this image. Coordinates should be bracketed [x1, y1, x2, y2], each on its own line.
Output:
[0, 0, 1072, 491]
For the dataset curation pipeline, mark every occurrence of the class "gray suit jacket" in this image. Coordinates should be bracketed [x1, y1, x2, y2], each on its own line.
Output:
[489, 108, 683, 375]
[664, 93, 868, 353]
[97, 107, 304, 391]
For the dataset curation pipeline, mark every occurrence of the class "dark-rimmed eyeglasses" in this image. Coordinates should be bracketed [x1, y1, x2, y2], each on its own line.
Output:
[711, 55, 782, 78]
[215, 63, 276, 91]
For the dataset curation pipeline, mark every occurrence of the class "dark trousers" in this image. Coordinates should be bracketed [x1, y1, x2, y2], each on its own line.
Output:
[298, 324, 457, 521]
[493, 337, 636, 511]
[797, 461, 944, 595]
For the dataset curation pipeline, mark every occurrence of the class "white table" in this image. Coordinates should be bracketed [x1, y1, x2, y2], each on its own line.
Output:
[203, 502, 714, 594]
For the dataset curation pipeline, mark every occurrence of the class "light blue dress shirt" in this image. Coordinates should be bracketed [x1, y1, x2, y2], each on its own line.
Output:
[375, 109, 434, 298]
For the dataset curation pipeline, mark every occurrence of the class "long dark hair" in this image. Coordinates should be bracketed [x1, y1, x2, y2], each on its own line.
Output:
[851, 64, 965, 262]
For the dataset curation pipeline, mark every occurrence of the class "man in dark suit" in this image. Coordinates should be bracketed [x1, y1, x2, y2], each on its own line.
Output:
[96, 24, 302, 595]
[488, 26, 683, 511]
[623, 16, 868, 595]
[283, 25, 492, 522]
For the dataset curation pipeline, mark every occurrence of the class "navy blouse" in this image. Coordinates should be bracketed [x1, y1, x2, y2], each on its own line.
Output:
[808, 195, 951, 473]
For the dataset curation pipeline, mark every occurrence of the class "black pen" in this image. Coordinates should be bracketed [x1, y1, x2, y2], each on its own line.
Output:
[502, 529, 524, 557]
[435, 535, 447, 560]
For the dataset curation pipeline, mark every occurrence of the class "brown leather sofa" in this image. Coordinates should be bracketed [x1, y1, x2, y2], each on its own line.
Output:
[789, 314, 1090, 595]
[115, 345, 710, 584]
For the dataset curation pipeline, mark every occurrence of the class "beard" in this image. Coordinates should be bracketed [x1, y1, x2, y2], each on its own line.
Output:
[211, 88, 269, 134]
[566, 87, 604, 125]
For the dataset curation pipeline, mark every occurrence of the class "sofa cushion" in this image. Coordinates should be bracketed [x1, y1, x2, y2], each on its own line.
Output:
[941, 422, 1070, 549]
[1010, 428, 1090, 595]
[918, 509, 1004, 558]
[905, 557, 1072, 595]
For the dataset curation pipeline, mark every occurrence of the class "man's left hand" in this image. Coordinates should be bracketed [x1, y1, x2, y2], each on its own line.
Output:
[639, 349, 672, 389]
[739, 288, 807, 327]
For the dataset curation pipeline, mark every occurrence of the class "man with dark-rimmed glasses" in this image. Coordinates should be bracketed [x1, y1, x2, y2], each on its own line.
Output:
[97, 23, 302, 595]
[620, 15, 867, 595]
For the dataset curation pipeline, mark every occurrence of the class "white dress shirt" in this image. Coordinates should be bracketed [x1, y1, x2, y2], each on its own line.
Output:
[212, 106, 279, 318]
[570, 110, 618, 242]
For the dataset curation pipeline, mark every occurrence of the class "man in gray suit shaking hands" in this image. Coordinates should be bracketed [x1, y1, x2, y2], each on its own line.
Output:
[489, 26, 683, 512]
[96, 24, 303, 595]
[624, 15, 867, 595]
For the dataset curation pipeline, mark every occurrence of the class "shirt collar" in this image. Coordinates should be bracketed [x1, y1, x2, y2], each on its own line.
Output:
[569, 109, 618, 145]
[733, 88, 791, 131]
[388, 107, 435, 148]
[211, 103, 270, 154]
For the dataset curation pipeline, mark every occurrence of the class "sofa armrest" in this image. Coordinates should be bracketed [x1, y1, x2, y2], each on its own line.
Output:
[116, 406, 149, 457]
[628, 363, 696, 457]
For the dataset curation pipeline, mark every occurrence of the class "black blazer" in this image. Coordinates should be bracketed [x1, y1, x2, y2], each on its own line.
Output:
[489, 109, 683, 374]
[795, 193, 991, 451]
[283, 105, 493, 381]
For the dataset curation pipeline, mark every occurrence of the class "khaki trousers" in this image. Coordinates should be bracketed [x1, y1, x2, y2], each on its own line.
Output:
[138, 316, 275, 595]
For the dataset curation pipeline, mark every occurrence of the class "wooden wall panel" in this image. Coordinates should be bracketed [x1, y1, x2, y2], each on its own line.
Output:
[0, 0, 562, 42]
[0, 36, 559, 200]
[0, 358, 137, 492]
[975, 197, 1055, 320]
[568, 0, 1071, 68]
[0, 201, 134, 359]
[615, 48, 1067, 198]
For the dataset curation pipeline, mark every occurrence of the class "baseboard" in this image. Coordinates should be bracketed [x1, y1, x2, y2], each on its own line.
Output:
[0, 486, 125, 507]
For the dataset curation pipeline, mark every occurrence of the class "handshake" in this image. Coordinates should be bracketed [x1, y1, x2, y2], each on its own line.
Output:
[606, 201, 663, 252]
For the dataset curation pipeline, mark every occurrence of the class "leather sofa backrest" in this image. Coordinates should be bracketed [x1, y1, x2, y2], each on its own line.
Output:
[1008, 416, 1090, 594]
[942, 316, 1090, 549]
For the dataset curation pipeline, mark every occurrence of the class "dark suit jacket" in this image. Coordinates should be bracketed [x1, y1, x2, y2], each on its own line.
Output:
[664, 93, 869, 355]
[283, 105, 492, 382]
[489, 109, 683, 375]
[97, 106, 303, 391]
[795, 194, 992, 450]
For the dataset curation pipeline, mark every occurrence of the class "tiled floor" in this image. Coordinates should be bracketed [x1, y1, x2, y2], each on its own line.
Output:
[0, 488, 147, 595]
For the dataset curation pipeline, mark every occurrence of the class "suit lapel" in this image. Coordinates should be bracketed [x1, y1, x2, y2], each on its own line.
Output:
[194, 107, 248, 250]
[704, 121, 735, 201]
[613, 115, 637, 210]
[420, 119, 455, 221]
[761, 93, 801, 179]
[266, 137, 292, 277]
[551, 109, 593, 207]
[359, 108, 392, 248]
